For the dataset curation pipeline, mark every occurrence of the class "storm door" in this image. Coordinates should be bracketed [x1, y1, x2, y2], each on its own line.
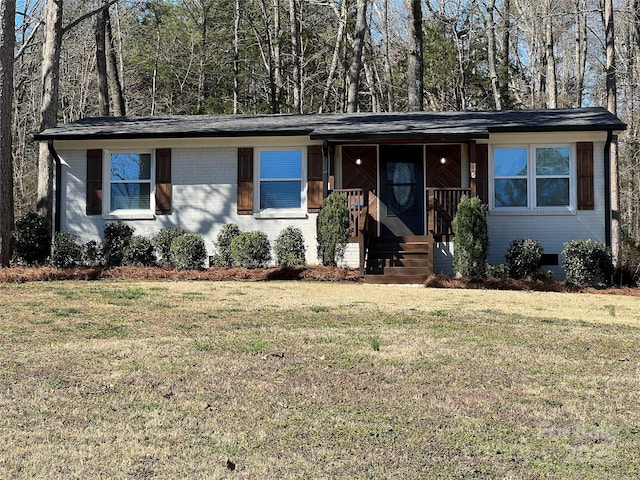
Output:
[379, 145, 425, 236]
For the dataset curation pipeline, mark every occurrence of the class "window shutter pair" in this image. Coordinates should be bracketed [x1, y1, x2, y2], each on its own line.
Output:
[236, 146, 323, 215]
[85, 149, 172, 215]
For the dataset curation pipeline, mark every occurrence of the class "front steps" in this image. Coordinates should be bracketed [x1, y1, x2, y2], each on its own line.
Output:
[364, 236, 433, 284]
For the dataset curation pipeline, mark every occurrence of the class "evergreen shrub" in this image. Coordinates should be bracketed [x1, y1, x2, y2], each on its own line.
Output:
[153, 227, 185, 265]
[505, 238, 543, 279]
[274, 226, 306, 267]
[316, 192, 349, 266]
[452, 196, 488, 278]
[210, 223, 241, 267]
[50, 232, 82, 268]
[82, 240, 105, 267]
[231, 231, 271, 269]
[123, 236, 156, 267]
[562, 239, 612, 285]
[103, 223, 135, 266]
[12, 212, 51, 265]
[170, 233, 207, 270]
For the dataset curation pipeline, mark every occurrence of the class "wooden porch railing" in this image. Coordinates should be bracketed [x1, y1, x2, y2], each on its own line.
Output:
[333, 188, 366, 238]
[427, 187, 472, 241]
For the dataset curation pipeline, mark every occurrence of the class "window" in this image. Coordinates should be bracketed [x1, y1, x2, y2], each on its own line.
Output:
[492, 145, 573, 210]
[108, 152, 152, 212]
[258, 149, 304, 211]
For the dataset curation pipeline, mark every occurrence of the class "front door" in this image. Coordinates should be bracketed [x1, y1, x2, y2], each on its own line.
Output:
[379, 145, 425, 236]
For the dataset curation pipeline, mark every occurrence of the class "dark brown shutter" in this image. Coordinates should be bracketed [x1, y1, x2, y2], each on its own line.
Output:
[155, 148, 172, 214]
[307, 145, 323, 213]
[473, 143, 489, 204]
[577, 142, 594, 210]
[237, 147, 254, 215]
[86, 149, 103, 215]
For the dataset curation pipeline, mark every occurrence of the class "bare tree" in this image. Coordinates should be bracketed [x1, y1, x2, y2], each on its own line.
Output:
[319, 0, 348, 112]
[37, 0, 120, 226]
[346, 0, 368, 112]
[289, 0, 301, 112]
[485, 0, 502, 109]
[544, 0, 557, 108]
[604, 0, 621, 266]
[406, 0, 423, 111]
[1, 0, 16, 266]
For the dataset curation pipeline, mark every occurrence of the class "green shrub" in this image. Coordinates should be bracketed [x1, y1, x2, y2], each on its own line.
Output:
[452, 196, 488, 278]
[82, 240, 105, 267]
[505, 238, 544, 279]
[316, 192, 350, 266]
[562, 239, 613, 285]
[12, 212, 51, 265]
[170, 233, 207, 270]
[123, 236, 156, 267]
[103, 223, 135, 266]
[50, 232, 82, 268]
[231, 231, 271, 269]
[153, 227, 185, 265]
[210, 223, 242, 267]
[274, 226, 306, 267]
[486, 264, 509, 280]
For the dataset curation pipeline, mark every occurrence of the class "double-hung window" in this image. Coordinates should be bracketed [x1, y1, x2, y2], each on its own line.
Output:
[492, 145, 573, 211]
[257, 148, 304, 212]
[108, 152, 153, 212]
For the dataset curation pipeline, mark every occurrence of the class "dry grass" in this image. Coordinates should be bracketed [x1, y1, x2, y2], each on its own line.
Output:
[0, 280, 639, 479]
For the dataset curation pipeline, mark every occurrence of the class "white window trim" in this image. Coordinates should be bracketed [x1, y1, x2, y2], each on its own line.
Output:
[489, 143, 576, 215]
[253, 147, 307, 219]
[103, 149, 156, 220]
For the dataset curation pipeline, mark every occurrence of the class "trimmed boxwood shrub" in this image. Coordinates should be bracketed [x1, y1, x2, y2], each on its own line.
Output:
[153, 227, 185, 265]
[274, 226, 306, 267]
[316, 192, 350, 266]
[231, 231, 271, 269]
[13, 212, 51, 265]
[104, 223, 135, 266]
[505, 238, 543, 279]
[562, 239, 613, 285]
[123, 236, 156, 267]
[82, 240, 105, 267]
[50, 232, 82, 268]
[170, 233, 207, 270]
[486, 263, 509, 280]
[452, 196, 488, 278]
[210, 223, 242, 267]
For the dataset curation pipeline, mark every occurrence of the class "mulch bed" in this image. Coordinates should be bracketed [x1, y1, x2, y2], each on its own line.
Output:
[0, 266, 637, 295]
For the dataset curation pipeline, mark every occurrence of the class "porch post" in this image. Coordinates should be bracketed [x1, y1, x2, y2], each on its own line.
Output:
[322, 139, 329, 199]
[468, 140, 477, 198]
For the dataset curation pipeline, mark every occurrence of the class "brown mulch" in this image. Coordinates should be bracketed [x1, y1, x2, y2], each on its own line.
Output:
[0, 265, 361, 284]
[0, 267, 638, 295]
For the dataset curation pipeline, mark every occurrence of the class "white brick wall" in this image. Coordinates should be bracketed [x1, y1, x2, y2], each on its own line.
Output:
[59, 146, 323, 266]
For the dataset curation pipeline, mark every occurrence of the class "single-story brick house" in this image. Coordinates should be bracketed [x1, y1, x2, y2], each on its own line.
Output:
[36, 108, 626, 282]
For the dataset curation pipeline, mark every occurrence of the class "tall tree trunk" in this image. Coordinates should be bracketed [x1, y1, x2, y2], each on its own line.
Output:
[544, 0, 557, 108]
[272, 0, 282, 113]
[574, 0, 587, 107]
[406, 0, 423, 111]
[95, 5, 109, 116]
[37, 0, 63, 224]
[105, 4, 125, 116]
[375, 0, 393, 110]
[319, 0, 347, 113]
[234, 0, 241, 113]
[289, 0, 301, 113]
[346, 0, 367, 113]
[486, 0, 502, 109]
[499, 0, 512, 107]
[604, 0, 621, 267]
[0, 0, 16, 266]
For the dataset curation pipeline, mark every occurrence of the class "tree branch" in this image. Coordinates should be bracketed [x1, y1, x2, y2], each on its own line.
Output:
[62, 0, 120, 35]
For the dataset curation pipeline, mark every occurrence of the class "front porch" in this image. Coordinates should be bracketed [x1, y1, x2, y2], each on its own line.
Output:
[335, 187, 471, 283]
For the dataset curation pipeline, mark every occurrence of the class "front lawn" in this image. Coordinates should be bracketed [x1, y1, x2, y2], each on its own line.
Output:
[0, 281, 638, 478]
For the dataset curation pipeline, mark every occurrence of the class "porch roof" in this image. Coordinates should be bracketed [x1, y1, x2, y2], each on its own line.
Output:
[36, 107, 626, 142]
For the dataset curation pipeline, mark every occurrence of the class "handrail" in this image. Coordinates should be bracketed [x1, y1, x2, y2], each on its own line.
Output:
[333, 188, 365, 238]
[427, 187, 471, 241]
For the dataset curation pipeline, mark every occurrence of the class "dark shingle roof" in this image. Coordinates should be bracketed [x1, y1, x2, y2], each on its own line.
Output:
[35, 108, 626, 141]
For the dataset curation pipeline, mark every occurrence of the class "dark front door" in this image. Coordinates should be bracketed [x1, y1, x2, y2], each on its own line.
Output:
[379, 145, 425, 236]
